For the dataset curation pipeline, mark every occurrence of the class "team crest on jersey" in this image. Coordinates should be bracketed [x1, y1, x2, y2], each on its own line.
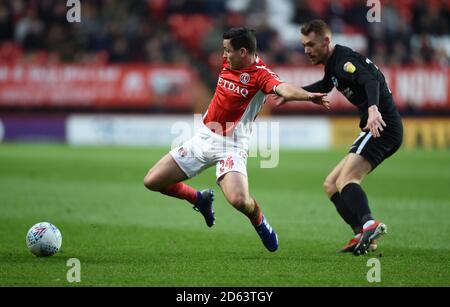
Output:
[240, 73, 250, 84]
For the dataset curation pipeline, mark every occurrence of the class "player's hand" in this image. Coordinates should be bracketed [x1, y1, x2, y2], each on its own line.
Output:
[308, 93, 330, 110]
[273, 95, 288, 107]
[363, 105, 386, 138]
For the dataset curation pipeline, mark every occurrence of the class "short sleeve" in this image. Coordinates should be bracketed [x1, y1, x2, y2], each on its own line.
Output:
[256, 66, 284, 94]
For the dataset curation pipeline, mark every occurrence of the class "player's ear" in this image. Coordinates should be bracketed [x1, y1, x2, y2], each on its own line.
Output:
[240, 48, 247, 57]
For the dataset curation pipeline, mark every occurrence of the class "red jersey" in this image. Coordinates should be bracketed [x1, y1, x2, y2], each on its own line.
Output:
[203, 56, 283, 137]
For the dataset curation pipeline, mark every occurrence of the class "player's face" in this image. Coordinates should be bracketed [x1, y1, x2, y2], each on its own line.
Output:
[301, 32, 329, 65]
[223, 39, 243, 69]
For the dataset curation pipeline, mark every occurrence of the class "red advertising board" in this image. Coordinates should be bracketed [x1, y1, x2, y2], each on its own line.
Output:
[0, 64, 448, 112]
[269, 66, 450, 112]
[0, 64, 194, 109]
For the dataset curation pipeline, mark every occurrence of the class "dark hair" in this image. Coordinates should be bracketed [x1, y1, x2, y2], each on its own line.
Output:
[300, 19, 332, 37]
[223, 27, 257, 54]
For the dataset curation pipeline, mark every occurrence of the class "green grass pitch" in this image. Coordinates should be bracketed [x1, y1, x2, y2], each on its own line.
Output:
[1, 144, 449, 286]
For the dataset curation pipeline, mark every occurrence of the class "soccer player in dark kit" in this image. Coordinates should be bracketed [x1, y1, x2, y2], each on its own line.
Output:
[279, 19, 403, 255]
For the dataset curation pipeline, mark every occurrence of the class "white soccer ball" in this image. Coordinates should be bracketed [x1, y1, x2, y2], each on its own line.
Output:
[26, 222, 62, 257]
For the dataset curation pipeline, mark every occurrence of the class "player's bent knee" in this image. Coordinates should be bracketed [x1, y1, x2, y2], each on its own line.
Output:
[323, 178, 338, 197]
[143, 173, 161, 191]
[335, 177, 346, 192]
[228, 194, 250, 212]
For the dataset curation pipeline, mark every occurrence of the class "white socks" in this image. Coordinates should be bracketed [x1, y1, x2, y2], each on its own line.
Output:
[363, 220, 375, 229]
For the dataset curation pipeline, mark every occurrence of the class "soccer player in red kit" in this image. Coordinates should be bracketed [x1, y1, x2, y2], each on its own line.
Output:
[144, 28, 329, 252]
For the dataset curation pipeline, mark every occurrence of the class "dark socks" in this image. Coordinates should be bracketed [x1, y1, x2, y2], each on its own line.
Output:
[330, 192, 361, 235]
[340, 183, 374, 227]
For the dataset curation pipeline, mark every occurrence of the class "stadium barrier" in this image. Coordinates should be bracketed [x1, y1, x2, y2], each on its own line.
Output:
[0, 64, 449, 112]
[330, 117, 450, 150]
[0, 114, 66, 142]
[1, 114, 448, 150]
[270, 65, 450, 112]
[65, 114, 330, 150]
[0, 64, 194, 109]
[402, 118, 450, 150]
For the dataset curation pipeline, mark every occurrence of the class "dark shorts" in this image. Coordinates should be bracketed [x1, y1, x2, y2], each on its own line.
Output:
[349, 117, 403, 169]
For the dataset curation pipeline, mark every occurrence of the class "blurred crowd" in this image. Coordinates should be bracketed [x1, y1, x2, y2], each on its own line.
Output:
[0, 0, 449, 75]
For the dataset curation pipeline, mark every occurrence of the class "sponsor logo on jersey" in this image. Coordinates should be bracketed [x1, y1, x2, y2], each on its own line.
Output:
[217, 77, 249, 98]
[342, 87, 354, 98]
[344, 62, 356, 74]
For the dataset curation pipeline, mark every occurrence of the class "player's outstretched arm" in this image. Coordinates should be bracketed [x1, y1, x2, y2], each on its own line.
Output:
[274, 83, 330, 109]
[302, 79, 334, 94]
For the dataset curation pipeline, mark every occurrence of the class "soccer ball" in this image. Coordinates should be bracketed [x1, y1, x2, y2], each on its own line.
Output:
[26, 222, 62, 257]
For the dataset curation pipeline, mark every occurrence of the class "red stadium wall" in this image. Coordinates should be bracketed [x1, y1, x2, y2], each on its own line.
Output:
[0, 64, 449, 112]
[0, 64, 194, 110]
[270, 65, 450, 112]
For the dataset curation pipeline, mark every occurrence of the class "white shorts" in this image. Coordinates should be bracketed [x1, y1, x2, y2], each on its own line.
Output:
[169, 124, 249, 180]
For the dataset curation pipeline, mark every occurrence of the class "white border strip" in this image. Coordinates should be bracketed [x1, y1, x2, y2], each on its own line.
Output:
[356, 132, 372, 154]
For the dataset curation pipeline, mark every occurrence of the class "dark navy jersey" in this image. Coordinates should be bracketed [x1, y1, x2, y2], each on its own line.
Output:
[303, 44, 401, 128]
